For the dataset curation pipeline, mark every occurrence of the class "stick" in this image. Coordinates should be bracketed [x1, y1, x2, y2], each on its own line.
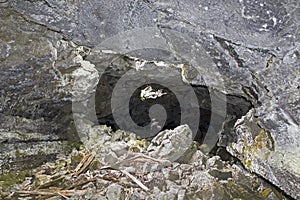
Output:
[100, 153, 170, 170]
[120, 169, 149, 192]
[37, 175, 66, 189]
[17, 189, 86, 197]
[65, 177, 96, 190]
[73, 152, 95, 177]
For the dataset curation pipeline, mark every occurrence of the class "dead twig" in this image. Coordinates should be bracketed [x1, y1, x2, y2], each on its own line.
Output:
[17, 189, 86, 197]
[120, 169, 149, 192]
[72, 152, 95, 177]
[65, 177, 96, 190]
[100, 153, 170, 170]
[57, 191, 69, 199]
[97, 153, 169, 192]
[37, 174, 66, 189]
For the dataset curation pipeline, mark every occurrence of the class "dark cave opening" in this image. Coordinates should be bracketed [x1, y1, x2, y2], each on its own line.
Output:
[96, 74, 253, 149]
[129, 83, 182, 137]
[94, 55, 254, 154]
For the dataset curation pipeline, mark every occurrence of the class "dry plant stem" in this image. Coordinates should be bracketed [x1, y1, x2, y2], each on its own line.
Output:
[100, 153, 170, 170]
[11, 153, 157, 199]
[65, 177, 97, 190]
[120, 169, 149, 192]
[72, 152, 96, 177]
[37, 175, 66, 189]
[97, 154, 170, 192]
[36, 153, 95, 190]
[17, 189, 86, 197]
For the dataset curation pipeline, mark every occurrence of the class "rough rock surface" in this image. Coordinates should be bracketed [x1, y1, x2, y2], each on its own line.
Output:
[147, 125, 193, 161]
[0, 0, 299, 199]
[0, 7, 79, 172]
[0, 125, 290, 199]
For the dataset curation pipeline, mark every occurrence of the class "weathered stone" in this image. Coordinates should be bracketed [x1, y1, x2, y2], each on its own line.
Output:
[103, 152, 118, 165]
[228, 107, 300, 199]
[0, 7, 81, 171]
[110, 141, 129, 157]
[206, 156, 225, 170]
[164, 170, 180, 181]
[208, 169, 232, 180]
[147, 125, 193, 161]
[106, 184, 125, 200]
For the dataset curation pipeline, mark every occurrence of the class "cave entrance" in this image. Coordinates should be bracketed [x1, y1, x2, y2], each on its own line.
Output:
[96, 72, 252, 146]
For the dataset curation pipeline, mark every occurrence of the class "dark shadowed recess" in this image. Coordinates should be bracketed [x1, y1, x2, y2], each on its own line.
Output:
[96, 73, 253, 153]
[1, 154, 57, 174]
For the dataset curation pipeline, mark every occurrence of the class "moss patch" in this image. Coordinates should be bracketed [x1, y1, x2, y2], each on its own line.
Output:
[0, 171, 30, 191]
[259, 188, 272, 199]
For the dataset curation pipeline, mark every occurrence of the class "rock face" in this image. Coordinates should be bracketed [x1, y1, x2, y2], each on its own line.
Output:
[1, 0, 299, 199]
[0, 7, 78, 172]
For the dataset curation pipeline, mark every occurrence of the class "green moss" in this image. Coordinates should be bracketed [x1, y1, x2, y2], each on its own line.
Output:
[37, 150, 45, 156]
[0, 171, 30, 190]
[225, 180, 257, 199]
[264, 152, 270, 160]
[243, 158, 252, 168]
[259, 188, 272, 199]
[199, 144, 210, 154]
[227, 179, 234, 187]
[15, 131, 30, 140]
[64, 141, 83, 153]
[15, 149, 21, 158]
[89, 160, 100, 171]
[136, 139, 150, 148]
[129, 146, 140, 152]
[14, 147, 32, 158]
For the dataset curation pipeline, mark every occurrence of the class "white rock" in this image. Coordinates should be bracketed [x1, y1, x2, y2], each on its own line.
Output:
[147, 125, 193, 161]
[110, 141, 129, 157]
